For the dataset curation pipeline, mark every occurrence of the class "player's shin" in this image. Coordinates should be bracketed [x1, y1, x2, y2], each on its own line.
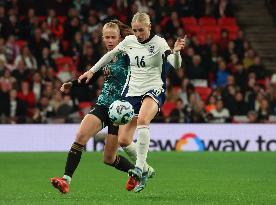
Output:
[106, 155, 135, 173]
[63, 142, 85, 183]
[135, 125, 150, 171]
[123, 141, 150, 172]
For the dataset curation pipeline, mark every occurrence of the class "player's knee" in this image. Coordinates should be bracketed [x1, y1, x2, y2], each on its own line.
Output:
[75, 131, 89, 145]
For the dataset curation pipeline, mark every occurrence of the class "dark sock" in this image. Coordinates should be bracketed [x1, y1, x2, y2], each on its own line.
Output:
[110, 155, 135, 173]
[64, 142, 85, 177]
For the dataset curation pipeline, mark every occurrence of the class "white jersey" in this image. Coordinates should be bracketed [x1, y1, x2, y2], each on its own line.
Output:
[90, 34, 182, 96]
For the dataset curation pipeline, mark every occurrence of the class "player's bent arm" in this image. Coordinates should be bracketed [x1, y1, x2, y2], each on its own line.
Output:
[167, 51, 182, 69]
[160, 37, 182, 69]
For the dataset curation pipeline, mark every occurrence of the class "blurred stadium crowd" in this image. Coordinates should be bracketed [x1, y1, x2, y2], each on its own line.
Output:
[0, 0, 275, 124]
[266, 0, 276, 26]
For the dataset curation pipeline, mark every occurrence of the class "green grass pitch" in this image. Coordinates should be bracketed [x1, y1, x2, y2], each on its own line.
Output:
[0, 152, 275, 205]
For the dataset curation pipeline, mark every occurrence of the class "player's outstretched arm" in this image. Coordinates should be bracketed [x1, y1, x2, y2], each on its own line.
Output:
[90, 47, 121, 72]
[78, 42, 124, 83]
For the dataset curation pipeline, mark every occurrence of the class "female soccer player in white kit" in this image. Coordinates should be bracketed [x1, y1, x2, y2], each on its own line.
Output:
[79, 12, 186, 192]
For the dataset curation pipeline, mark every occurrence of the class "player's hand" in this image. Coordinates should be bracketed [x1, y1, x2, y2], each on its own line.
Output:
[78, 70, 94, 84]
[60, 82, 73, 92]
[173, 35, 187, 52]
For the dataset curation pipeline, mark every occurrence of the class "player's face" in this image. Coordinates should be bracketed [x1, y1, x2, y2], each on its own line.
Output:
[102, 28, 121, 51]
[132, 22, 151, 43]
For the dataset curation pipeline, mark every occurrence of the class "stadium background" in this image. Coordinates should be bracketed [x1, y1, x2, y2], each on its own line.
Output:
[0, 0, 275, 124]
[0, 0, 276, 204]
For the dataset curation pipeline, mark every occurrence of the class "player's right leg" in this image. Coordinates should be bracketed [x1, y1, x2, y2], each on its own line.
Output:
[119, 115, 155, 191]
[127, 97, 158, 192]
[50, 114, 102, 194]
[119, 97, 155, 173]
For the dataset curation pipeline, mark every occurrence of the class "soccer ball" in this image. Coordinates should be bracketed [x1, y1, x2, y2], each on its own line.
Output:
[108, 100, 134, 125]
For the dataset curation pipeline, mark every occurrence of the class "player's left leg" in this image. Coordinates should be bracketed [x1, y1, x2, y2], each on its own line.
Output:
[119, 105, 154, 174]
[51, 114, 102, 193]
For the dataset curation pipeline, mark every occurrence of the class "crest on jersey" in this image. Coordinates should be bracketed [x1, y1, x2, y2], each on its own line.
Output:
[148, 45, 155, 55]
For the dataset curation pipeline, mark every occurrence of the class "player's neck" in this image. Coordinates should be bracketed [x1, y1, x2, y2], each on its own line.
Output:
[140, 33, 154, 44]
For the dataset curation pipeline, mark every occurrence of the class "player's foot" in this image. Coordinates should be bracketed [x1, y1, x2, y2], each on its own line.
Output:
[50, 177, 69, 194]
[125, 176, 138, 191]
[148, 166, 156, 178]
[134, 171, 149, 193]
[134, 166, 155, 193]
[128, 167, 142, 181]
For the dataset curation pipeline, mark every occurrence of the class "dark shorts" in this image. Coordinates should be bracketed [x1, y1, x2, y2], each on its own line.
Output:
[89, 104, 119, 135]
[123, 88, 166, 115]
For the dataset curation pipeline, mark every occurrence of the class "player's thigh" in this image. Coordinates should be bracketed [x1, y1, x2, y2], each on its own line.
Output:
[103, 134, 119, 163]
[118, 117, 137, 146]
[137, 97, 158, 126]
[76, 114, 102, 143]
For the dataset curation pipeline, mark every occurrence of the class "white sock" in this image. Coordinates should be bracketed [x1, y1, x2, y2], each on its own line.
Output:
[123, 141, 150, 172]
[135, 125, 150, 171]
[63, 175, 71, 184]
